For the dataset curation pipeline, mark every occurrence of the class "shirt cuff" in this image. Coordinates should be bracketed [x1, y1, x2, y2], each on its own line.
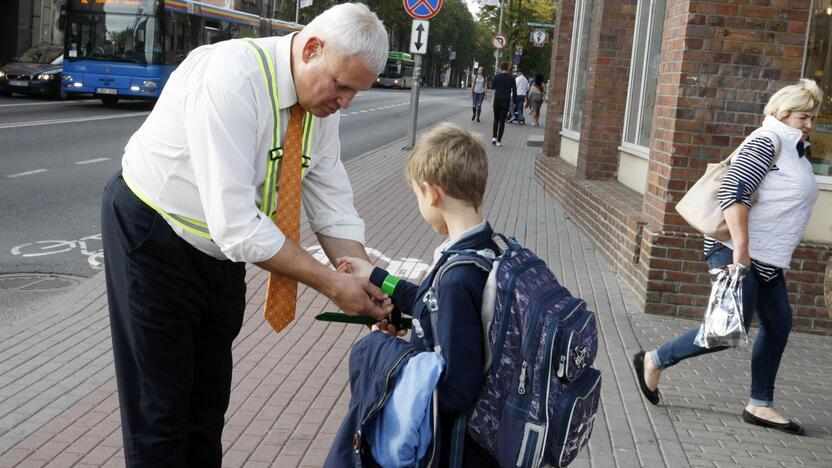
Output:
[218, 213, 285, 263]
[308, 211, 365, 244]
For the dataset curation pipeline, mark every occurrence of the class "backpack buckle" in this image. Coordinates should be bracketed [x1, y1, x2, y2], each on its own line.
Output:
[423, 289, 438, 312]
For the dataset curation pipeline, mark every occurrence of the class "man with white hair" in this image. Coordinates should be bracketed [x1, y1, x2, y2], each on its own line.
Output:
[100, 4, 390, 465]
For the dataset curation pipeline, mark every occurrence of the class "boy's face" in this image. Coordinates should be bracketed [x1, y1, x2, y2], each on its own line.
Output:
[411, 180, 448, 236]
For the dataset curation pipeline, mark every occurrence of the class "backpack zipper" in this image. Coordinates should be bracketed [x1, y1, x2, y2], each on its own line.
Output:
[360, 348, 418, 427]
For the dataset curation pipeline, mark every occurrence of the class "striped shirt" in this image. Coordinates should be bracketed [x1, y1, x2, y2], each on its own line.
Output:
[703, 136, 808, 281]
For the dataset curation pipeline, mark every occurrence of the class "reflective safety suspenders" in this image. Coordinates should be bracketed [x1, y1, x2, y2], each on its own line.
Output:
[123, 38, 316, 240]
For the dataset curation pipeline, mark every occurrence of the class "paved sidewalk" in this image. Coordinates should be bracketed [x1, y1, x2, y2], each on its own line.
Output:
[1, 107, 831, 467]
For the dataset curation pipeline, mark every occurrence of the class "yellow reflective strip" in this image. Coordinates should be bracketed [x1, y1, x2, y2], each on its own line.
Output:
[241, 38, 281, 216]
[123, 176, 213, 240]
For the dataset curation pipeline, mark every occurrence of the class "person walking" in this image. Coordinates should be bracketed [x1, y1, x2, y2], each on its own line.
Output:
[490, 62, 516, 147]
[100, 4, 392, 466]
[509, 69, 529, 124]
[633, 79, 823, 436]
[525, 72, 546, 126]
[471, 66, 488, 122]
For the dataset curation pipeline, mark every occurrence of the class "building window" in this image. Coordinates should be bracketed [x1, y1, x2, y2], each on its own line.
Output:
[622, 0, 666, 151]
[804, 0, 832, 181]
[562, 0, 595, 134]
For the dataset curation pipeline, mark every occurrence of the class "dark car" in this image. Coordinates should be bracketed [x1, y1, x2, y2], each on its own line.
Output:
[0, 45, 64, 99]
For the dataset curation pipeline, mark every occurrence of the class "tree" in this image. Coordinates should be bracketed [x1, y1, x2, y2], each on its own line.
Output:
[478, 0, 556, 80]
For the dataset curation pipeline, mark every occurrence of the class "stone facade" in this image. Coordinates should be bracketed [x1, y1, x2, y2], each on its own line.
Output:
[537, 0, 832, 334]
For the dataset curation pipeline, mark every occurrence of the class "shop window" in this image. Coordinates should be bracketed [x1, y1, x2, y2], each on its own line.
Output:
[804, 0, 832, 181]
[622, 0, 666, 153]
[562, 0, 594, 134]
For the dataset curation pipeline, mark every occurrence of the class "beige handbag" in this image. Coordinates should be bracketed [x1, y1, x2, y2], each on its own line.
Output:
[675, 129, 781, 242]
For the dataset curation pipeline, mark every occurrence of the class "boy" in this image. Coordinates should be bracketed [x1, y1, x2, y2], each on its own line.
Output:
[337, 122, 498, 466]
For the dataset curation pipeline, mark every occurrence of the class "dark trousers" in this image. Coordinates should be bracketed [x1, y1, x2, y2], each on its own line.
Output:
[101, 173, 246, 467]
[492, 100, 509, 141]
[655, 246, 792, 406]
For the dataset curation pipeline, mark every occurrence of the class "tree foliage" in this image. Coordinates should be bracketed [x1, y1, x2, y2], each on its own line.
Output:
[266, 0, 556, 87]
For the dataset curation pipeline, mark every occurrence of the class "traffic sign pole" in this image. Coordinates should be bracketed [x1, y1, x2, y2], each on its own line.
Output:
[494, 0, 505, 77]
[406, 53, 422, 150]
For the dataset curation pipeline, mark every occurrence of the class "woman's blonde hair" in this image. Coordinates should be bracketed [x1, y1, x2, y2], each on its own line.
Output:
[764, 79, 824, 119]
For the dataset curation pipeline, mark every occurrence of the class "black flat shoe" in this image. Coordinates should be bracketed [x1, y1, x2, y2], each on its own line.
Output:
[632, 351, 660, 405]
[742, 409, 805, 435]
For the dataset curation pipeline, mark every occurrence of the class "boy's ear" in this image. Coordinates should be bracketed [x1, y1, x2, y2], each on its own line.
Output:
[422, 181, 444, 206]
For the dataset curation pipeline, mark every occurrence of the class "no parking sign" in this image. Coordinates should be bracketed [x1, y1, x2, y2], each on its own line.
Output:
[403, 0, 443, 20]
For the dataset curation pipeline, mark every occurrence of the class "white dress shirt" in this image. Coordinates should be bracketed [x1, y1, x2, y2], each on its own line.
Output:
[515, 75, 530, 96]
[122, 33, 364, 263]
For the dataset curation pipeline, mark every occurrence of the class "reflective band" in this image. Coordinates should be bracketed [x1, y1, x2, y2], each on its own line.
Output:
[381, 274, 400, 296]
[126, 38, 317, 241]
[123, 175, 213, 239]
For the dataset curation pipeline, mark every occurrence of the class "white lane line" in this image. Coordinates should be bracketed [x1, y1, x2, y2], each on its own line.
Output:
[0, 99, 95, 108]
[0, 111, 150, 130]
[75, 157, 110, 165]
[7, 169, 47, 178]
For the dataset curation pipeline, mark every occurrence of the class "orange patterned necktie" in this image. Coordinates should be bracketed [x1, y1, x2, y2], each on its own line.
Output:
[264, 103, 305, 333]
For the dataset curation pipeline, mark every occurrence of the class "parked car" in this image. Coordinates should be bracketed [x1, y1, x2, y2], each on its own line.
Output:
[0, 45, 64, 99]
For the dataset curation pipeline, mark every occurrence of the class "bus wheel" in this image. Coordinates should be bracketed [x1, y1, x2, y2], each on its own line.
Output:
[101, 95, 119, 106]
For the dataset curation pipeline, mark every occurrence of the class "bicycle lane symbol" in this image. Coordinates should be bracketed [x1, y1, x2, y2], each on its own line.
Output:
[305, 245, 430, 280]
[10, 234, 104, 270]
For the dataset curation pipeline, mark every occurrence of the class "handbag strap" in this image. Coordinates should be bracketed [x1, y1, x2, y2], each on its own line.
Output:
[720, 127, 782, 173]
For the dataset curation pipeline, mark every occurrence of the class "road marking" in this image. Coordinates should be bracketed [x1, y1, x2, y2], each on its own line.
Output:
[7, 169, 47, 178]
[0, 99, 95, 108]
[75, 157, 110, 165]
[0, 112, 150, 130]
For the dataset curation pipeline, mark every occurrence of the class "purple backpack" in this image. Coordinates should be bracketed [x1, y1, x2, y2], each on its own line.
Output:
[430, 234, 601, 467]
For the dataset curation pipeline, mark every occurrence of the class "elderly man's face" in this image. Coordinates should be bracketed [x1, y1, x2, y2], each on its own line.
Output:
[294, 37, 377, 118]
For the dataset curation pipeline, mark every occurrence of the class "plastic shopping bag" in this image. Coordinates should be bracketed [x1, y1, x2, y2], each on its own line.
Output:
[694, 265, 748, 348]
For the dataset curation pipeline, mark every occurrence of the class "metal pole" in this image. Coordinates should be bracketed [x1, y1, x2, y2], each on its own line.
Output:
[295, 0, 300, 23]
[405, 53, 422, 150]
[494, 0, 505, 74]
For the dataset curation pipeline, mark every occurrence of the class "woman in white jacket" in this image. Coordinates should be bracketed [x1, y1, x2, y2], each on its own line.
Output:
[633, 79, 823, 436]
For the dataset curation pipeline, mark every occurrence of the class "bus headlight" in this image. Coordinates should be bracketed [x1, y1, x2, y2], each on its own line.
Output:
[73, 82, 84, 87]
[0, 70, 5, 79]
[141, 80, 157, 88]
[130, 85, 140, 91]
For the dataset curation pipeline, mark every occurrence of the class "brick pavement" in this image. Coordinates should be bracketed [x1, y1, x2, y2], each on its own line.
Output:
[1, 106, 830, 467]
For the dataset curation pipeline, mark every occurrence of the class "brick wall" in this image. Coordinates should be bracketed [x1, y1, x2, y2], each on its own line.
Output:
[576, 0, 637, 180]
[543, 0, 576, 158]
[537, 0, 832, 334]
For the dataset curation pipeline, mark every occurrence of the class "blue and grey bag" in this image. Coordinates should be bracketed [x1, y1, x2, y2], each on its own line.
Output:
[429, 234, 601, 467]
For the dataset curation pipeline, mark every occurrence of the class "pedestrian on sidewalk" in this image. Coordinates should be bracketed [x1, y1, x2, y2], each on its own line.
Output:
[510, 69, 529, 124]
[633, 79, 823, 436]
[471, 66, 488, 122]
[332, 123, 498, 467]
[526, 72, 546, 127]
[491, 62, 516, 147]
[100, 4, 393, 466]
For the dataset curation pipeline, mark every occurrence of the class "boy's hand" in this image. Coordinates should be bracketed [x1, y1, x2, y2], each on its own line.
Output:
[372, 317, 407, 337]
[336, 256, 374, 279]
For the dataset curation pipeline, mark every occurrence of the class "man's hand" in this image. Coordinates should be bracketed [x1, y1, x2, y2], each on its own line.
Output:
[327, 272, 388, 320]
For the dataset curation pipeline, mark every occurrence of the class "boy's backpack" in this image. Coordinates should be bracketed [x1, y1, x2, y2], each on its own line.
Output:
[427, 234, 601, 468]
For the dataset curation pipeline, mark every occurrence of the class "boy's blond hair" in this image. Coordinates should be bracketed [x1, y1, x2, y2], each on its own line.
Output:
[405, 123, 488, 208]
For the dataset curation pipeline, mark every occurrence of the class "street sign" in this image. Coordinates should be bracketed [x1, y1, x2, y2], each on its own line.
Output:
[473, 61, 479, 69]
[492, 34, 507, 50]
[516, 47, 523, 56]
[449, 50, 456, 60]
[526, 21, 556, 28]
[410, 20, 430, 55]
[404, 0, 443, 20]
[531, 29, 548, 47]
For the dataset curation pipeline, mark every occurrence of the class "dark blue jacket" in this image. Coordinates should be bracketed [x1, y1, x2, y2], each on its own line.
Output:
[369, 222, 499, 467]
[324, 331, 423, 468]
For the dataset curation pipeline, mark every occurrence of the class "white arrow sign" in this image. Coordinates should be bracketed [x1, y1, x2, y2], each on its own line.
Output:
[410, 20, 429, 55]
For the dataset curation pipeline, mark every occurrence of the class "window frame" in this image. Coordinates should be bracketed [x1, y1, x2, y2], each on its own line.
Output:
[621, 0, 666, 157]
[802, 0, 832, 187]
[562, 0, 594, 134]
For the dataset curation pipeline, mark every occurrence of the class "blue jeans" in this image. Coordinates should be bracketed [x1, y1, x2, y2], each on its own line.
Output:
[513, 95, 526, 120]
[472, 92, 485, 119]
[652, 246, 792, 407]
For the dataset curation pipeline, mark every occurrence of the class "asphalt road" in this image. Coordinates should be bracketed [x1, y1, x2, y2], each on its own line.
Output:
[0, 87, 470, 324]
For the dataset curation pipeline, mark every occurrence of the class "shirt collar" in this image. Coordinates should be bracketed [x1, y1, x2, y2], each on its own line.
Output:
[432, 220, 490, 265]
[275, 32, 299, 110]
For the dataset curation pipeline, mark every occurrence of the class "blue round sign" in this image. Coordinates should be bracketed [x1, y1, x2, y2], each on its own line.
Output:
[403, 0, 443, 20]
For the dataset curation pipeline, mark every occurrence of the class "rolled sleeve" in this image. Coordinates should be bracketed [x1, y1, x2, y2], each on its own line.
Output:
[181, 80, 286, 263]
[302, 114, 365, 244]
